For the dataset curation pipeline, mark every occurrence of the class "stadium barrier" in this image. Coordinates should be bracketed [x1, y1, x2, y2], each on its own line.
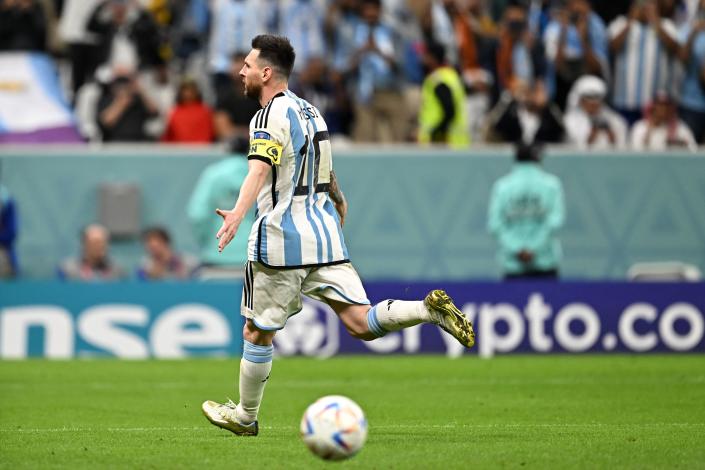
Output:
[1, 150, 705, 280]
[1, 281, 703, 359]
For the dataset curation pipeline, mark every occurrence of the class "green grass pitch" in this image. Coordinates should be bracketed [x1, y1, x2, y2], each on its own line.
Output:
[1, 355, 704, 469]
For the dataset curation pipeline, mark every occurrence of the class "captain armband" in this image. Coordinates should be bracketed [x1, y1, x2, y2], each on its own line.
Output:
[248, 134, 283, 166]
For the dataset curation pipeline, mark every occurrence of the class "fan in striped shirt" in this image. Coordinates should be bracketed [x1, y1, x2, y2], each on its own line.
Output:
[607, 1, 681, 125]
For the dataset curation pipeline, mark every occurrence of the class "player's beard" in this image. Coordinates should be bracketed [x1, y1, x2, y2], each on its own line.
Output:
[244, 80, 262, 102]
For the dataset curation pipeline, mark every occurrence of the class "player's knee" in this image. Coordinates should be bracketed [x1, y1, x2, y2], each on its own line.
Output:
[343, 319, 377, 341]
[242, 320, 275, 345]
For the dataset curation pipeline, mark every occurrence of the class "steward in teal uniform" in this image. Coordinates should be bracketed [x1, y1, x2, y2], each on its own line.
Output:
[488, 144, 565, 278]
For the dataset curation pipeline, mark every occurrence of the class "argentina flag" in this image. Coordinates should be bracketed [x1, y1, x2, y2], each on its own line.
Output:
[0, 53, 82, 143]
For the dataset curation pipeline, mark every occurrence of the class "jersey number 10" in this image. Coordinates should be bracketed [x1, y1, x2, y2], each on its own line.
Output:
[294, 131, 331, 196]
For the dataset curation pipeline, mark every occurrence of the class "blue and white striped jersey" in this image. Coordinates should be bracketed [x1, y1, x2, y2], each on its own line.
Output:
[608, 16, 680, 110]
[246, 90, 349, 268]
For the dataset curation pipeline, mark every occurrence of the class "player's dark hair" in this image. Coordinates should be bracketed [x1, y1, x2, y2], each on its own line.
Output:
[142, 226, 171, 244]
[251, 35, 296, 80]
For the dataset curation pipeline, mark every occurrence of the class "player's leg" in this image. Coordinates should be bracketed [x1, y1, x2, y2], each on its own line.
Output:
[325, 298, 428, 339]
[203, 262, 306, 435]
[236, 319, 275, 425]
[303, 264, 475, 347]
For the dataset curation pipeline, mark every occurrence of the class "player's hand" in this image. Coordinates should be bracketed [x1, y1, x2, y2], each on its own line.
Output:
[215, 208, 240, 252]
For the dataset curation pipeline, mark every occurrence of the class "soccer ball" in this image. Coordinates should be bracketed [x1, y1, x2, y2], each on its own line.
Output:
[300, 395, 368, 461]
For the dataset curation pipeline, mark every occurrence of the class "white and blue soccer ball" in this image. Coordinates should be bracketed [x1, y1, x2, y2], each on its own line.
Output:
[300, 395, 368, 461]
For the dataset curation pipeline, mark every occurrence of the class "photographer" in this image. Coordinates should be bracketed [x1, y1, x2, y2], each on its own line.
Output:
[96, 66, 159, 142]
[564, 75, 628, 149]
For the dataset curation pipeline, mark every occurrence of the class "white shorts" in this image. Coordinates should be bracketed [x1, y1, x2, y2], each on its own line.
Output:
[241, 261, 370, 330]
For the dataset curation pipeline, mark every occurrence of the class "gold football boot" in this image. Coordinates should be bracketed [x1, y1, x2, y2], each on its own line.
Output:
[424, 290, 475, 348]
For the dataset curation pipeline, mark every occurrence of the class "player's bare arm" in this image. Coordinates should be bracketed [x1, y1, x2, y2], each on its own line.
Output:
[329, 170, 347, 227]
[215, 159, 271, 252]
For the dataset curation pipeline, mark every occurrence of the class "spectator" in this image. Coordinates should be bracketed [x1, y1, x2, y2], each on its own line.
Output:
[74, 65, 112, 142]
[466, 0, 498, 40]
[458, 0, 496, 142]
[0, 183, 18, 278]
[187, 155, 253, 278]
[208, 0, 261, 98]
[492, 0, 545, 94]
[136, 226, 198, 280]
[327, 0, 362, 73]
[169, 0, 210, 63]
[87, 0, 163, 72]
[140, 64, 176, 140]
[96, 66, 159, 142]
[630, 91, 697, 150]
[280, 0, 326, 74]
[291, 57, 351, 136]
[0, 0, 47, 52]
[485, 78, 564, 144]
[417, 41, 469, 148]
[326, 0, 363, 137]
[488, 143, 565, 280]
[564, 75, 629, 149]
[58, 224, 124, 280]
[446, 0, 480, 75]
[345, 0, 407, 142]
[677, 0, 705, 143]
[59, 0, 103, 95]
[528, 0, 554, 38]
[162, 78, 214, 143]
[608, 0, 680, 126]
[419, 1, 458, 66]
[213, 53, 261, 151]
[543, 0, 609, 109]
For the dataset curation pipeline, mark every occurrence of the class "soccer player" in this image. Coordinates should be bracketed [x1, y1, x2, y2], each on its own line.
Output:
[202, 35, 475, 436]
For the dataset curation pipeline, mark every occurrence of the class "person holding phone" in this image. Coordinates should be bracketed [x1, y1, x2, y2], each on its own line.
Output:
[564, 75, 629, 149]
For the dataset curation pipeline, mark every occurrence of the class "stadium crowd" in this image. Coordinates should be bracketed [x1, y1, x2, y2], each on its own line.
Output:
[1, 0, 704, 149]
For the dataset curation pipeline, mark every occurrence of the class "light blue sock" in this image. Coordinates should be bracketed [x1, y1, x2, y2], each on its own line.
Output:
[367, 306, 388, 338]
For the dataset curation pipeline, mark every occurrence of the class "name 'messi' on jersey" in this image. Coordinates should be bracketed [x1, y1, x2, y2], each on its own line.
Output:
[246, 90, 349, 269]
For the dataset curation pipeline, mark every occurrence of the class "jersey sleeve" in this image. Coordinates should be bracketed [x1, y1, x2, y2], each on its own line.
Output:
[247, 102, 289, 166]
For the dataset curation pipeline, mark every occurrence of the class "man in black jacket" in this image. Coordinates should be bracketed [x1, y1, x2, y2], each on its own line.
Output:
[485, 78, 564, 144]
